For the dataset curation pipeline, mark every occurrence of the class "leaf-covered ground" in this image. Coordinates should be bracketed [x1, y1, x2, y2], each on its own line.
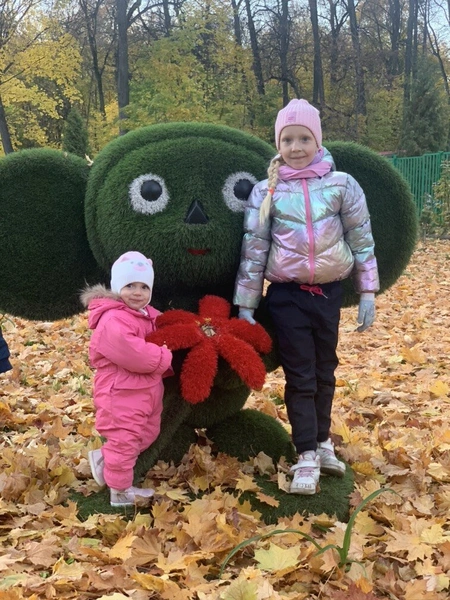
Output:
[1, 240, 450, 600]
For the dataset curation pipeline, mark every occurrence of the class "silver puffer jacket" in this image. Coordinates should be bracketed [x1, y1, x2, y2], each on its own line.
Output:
[234, 148, 379, 309]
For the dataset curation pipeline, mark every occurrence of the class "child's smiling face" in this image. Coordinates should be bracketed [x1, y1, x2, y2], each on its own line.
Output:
[279, 125, 319, 169]
[120, 282, 151, 310]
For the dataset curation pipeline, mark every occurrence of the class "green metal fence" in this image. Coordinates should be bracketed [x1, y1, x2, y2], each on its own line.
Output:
[389, 152, 450, 215]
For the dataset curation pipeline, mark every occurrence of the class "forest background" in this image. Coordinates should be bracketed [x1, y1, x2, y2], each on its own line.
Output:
[0, 0, 449, 159]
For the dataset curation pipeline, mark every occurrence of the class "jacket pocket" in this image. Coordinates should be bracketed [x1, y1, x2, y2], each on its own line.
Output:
[113, 371, 159, 390]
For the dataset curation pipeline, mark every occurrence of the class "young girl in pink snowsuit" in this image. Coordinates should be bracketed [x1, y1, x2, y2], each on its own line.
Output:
[81, 251, 172, 507]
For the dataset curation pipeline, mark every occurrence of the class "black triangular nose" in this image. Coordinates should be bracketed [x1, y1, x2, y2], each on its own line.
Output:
[184, 200, 209, 224]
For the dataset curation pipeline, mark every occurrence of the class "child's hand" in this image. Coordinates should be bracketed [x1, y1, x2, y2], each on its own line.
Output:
[238, 307, 256, 325]
[357, 293, 375, 332]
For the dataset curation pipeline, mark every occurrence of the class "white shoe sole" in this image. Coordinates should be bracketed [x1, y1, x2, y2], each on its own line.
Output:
[320, 464, 345, 477]
[88, 450, 106, 486]
[290, 485, 317, 495]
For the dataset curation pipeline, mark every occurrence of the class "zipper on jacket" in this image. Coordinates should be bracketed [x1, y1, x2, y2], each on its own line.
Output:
[302, 179, 315, 284]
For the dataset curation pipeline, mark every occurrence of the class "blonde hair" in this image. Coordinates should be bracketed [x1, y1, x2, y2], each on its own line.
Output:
[259, 156, 282, 225]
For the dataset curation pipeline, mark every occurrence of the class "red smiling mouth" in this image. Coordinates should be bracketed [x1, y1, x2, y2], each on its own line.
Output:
[188, 248, 210, 256]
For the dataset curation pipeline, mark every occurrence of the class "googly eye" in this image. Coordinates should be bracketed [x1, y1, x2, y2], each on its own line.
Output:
[129, 173, 170, 215]
[222, 172, 258, 212]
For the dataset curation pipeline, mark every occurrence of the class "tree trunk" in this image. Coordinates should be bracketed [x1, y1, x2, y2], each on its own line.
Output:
[116, 0, 129, 135]
[328, 0, 340, 86]
[231, 0, 242, 46]
[279, 0, 290, 106]
[79, 0, 106, 117]
[0, 95, 14, 154]
[347, 0, 366, 125]
[404, 0, 418, 105]
[162, 0, 172, 36]
[426, 23, 449, 98]
[387, 0, 401, 82]
[309, 0, 325, 106]
[245, 0, 265, 95]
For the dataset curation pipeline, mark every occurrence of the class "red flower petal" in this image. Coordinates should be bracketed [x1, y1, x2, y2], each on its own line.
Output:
[146, 323, 203, 350]
[222, 319, 272, 354]
[181, 339, 218, 404]
[215, 333, 267, 390]
[156, 310, 198, 327]
[198, 295, 231, 320]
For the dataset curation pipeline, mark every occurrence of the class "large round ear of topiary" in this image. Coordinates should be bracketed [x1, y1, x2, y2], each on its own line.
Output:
[326, 141, 418, 307]
[0, 149, 105, 320]
[84, 123, 274, 311]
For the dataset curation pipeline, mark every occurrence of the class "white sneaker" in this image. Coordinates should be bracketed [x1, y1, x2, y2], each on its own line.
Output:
[88, 448, 105, 486]
[317, 438, 345, 477]
[110, 486, 155, 507]
[290, 451, 321, 495]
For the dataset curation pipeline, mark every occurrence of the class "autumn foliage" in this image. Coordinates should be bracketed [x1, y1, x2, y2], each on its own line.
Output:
[1, 241, 450, 599]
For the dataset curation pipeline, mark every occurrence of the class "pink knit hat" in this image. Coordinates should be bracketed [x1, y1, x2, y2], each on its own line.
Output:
[275, 99, 322, 149]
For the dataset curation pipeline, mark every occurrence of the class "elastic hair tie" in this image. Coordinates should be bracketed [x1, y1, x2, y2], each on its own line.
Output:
[268, 188, 275, 195]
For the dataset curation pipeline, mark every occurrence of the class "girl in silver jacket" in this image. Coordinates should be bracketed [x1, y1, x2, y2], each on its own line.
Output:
[234, 99, 379, 495]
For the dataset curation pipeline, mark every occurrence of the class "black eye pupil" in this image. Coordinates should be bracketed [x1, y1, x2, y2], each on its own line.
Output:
[141, 180, 163, 201]
[234, 179, 254, 201]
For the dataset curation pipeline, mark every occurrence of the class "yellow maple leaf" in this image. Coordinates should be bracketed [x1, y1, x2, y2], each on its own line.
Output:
[77, 419, 94, 437]
[219, 578, 258, 600]
[427, 462, 450, 482]
[163, 488, 191, 502]
[124, 529, 161, 567]
[385, 530, 432, 561]
[255, 492, 279, 507]
[253, 452, 276, 475]
[331, 418, 352, 443]
[356, 384, 373, 400]
[353, 512, 384, 536]
[25, 537, 59, 568]
[192, 475, 211, 491]
[109, 532, 136, 560]
[401, 344, 428, 364]
[52, 557, 86, 578]
[47, 416, 72, 439]
[235, 474, 259, 493]
[254, 543, 299, 571]
[352, 461, 378, 476]
[277, 471, 291, 493]
[420, 523, 446, 545]
[132, 571, 183, 596]
[429, 380, 450, 397]
[237, 499, 262, 521]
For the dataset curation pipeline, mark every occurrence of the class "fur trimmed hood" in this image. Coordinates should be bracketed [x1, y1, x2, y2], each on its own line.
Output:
[80, 284, 119, 308]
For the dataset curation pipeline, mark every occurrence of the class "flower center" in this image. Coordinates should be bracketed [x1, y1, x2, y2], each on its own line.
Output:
[200, 319, 216, 337]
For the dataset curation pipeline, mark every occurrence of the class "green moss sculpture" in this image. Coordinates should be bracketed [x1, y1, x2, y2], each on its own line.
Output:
[0, 123, 417, 521]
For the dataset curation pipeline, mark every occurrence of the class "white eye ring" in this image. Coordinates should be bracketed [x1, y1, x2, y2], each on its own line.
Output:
[129, 173, 170, 215]
[222, 171, 258, 212]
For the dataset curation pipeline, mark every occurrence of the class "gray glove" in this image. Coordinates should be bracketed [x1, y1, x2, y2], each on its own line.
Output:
[238, 307, 256, 325]
[357, 292, 375, 332]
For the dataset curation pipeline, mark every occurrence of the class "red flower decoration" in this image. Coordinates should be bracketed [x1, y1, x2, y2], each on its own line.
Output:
[146, 295, 272, 404]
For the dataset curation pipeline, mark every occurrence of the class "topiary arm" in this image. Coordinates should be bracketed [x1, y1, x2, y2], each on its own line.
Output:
[0, 149, 106, 320]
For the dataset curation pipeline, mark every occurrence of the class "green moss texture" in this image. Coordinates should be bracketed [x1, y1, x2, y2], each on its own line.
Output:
[0, 149, 105, 319]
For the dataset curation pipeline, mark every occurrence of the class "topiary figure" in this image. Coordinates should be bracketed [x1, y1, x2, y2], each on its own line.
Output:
[0, 123, 417, 521]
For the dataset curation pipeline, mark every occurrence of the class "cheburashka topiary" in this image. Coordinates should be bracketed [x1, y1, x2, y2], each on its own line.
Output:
[0, 123, 417, 521]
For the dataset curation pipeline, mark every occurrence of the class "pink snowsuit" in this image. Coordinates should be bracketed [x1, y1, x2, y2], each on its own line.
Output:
[85, 286, 173, 490]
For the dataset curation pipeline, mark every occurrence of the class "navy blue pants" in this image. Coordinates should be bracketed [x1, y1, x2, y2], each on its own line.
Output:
[266, 281, 342, 454]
